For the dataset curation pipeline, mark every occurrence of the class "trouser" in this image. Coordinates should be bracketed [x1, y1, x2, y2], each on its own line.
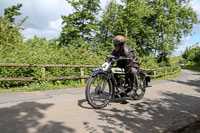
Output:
[126, 67, 139, 90]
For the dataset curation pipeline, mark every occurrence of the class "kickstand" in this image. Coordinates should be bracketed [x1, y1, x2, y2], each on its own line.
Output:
[120, 98, 129, 104]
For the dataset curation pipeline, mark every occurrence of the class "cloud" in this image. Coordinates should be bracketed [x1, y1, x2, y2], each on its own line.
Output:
[0, 0, 73, 40]
[49, 19, 63, 31]
[0, 0, 112, 40]
[184, 36, 192, 41]
[191, 0, 200, 15]
[21, 26, 61, 40]
[21, 18, 64, 40]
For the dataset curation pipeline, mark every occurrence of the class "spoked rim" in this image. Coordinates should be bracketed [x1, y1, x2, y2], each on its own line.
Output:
[86, 74, 112, 108]
[133, 74, 146, 100]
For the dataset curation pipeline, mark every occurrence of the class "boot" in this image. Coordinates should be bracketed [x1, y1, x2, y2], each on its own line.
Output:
[127, 89, 136, 96]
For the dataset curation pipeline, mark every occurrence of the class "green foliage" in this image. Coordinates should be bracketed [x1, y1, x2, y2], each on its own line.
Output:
[0, 35, 105, 88]
[168, 56, 182, 67]
[155, 68, 182, 81]
[0, 82, 66, 92]
[97, 0, 124, 53]
[59, 0, 101, 46]
[0, 34, 180, 88]
[0, 16, 23, 48]
[0, 3, 27, 53]
[4, 4, 22, 23]
[182, 43, 200, 63]
[184, 63, 200, 71]
[139, 55, 159, 69]
[58, 0, 199, 64]
[98, 0, 199, 60]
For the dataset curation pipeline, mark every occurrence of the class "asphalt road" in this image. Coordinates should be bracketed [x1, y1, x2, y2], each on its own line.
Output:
[0, 69, 199, 133]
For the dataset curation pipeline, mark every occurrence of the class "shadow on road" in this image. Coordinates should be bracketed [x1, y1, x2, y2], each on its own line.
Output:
[78, 98, 130, 110]
[168, 78, 200, 93]
[80, 70, 200, 132]
[82, 91, 200, 133]
[0, 101, 75, 133]
[77, 99, 94, 109]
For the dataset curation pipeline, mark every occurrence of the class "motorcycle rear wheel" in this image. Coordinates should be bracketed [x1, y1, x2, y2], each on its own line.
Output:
[133, 73, 146, 100]
[85, 74, 113, 109]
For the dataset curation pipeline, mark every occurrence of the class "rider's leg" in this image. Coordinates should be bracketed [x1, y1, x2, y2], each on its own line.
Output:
[130, 67, 138, 90]
[127, 67, 138, 96]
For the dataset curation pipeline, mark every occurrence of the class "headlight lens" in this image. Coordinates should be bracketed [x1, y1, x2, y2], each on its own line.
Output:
[92, 68, 101, 72]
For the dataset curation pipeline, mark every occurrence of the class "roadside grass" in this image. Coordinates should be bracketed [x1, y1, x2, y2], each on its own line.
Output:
[184, 63, 200, 71]
[174, 120, 200, 133]
[152, 68, 182, 81]
[0, 81, 87, 93]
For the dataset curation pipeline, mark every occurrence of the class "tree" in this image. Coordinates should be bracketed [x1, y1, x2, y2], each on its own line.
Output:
[182, 43, 200, 63]
[97, 0, 124, 52]
[59, 0, 101, 47]
[4, 4, 22, 24]
[99, 0, 160, 55]
[98, 0, 199, 60]
[146, 0, 199, 63]
[0, 4, 27, 50]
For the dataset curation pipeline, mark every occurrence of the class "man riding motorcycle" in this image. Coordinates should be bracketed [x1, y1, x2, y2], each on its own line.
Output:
[111, 35, 139, 96]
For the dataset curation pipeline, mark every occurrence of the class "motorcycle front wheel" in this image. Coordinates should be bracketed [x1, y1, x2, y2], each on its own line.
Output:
[85, 74, 113, 109]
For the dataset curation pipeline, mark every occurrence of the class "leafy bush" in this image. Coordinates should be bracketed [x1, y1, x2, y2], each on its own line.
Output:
[182, 44, 200, 64]
[139, 55, 159, 69]
[1, 34, 182, 88]
[0, 36, 106, 88]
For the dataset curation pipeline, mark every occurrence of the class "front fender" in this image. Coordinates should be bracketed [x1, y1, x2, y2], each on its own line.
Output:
[91, 71, 107, 77]
[91, 70, 115, 98]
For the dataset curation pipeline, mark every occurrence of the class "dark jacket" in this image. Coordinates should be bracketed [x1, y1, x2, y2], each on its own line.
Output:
[112, 44, 139, 70]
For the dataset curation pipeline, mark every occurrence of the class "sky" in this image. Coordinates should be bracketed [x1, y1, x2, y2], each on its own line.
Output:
[176, 0, 200, 56]
[0, 0, 200, 56]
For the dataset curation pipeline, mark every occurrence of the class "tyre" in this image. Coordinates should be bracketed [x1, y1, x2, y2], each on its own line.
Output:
[133, 73, 146, 100]
[85, 74, 113, 109]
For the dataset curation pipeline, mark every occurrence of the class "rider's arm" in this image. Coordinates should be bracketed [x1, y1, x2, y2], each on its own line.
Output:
[124, 45, 139, 68]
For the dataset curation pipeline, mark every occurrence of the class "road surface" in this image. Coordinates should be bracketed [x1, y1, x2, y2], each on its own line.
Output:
[0, 69, 199, 133]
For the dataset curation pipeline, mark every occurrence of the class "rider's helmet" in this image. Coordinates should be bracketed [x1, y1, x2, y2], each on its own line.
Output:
[113, 35, 125, 47]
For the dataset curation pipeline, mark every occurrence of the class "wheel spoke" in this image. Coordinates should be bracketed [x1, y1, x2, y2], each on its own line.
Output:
[102, 91, 110, 97]
[132, 74, 146, 100]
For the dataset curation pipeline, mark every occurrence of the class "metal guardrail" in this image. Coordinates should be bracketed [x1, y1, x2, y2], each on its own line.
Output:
[0, 63, 179, 84]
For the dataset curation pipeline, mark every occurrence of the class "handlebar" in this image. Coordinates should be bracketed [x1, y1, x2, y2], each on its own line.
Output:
[118, 56, 132, 60]
[106, 55, 131, 60]
[106, 55, 138, 64]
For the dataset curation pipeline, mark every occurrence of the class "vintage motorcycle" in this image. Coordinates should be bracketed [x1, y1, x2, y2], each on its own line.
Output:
[85, 55, 150, 109]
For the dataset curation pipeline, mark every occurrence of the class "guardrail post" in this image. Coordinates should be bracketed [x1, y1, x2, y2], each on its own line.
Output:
[165, 68, 168, 75]
[80, 68, 84, 84]
[153, 70, 156, 79]
[176, 67, 178, 73]
[41, 67, 46, 80]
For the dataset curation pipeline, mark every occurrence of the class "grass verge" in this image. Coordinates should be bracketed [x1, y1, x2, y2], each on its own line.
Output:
[184, 63, 200, 71]
[152, 68, 182, 81]
[0, 81, 87, 93]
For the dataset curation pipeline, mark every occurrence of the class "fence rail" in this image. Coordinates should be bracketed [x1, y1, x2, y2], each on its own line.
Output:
[0, 63, 179, 84]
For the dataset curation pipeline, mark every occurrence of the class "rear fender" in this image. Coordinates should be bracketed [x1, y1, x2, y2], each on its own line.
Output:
[139, 70, 151, 86]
